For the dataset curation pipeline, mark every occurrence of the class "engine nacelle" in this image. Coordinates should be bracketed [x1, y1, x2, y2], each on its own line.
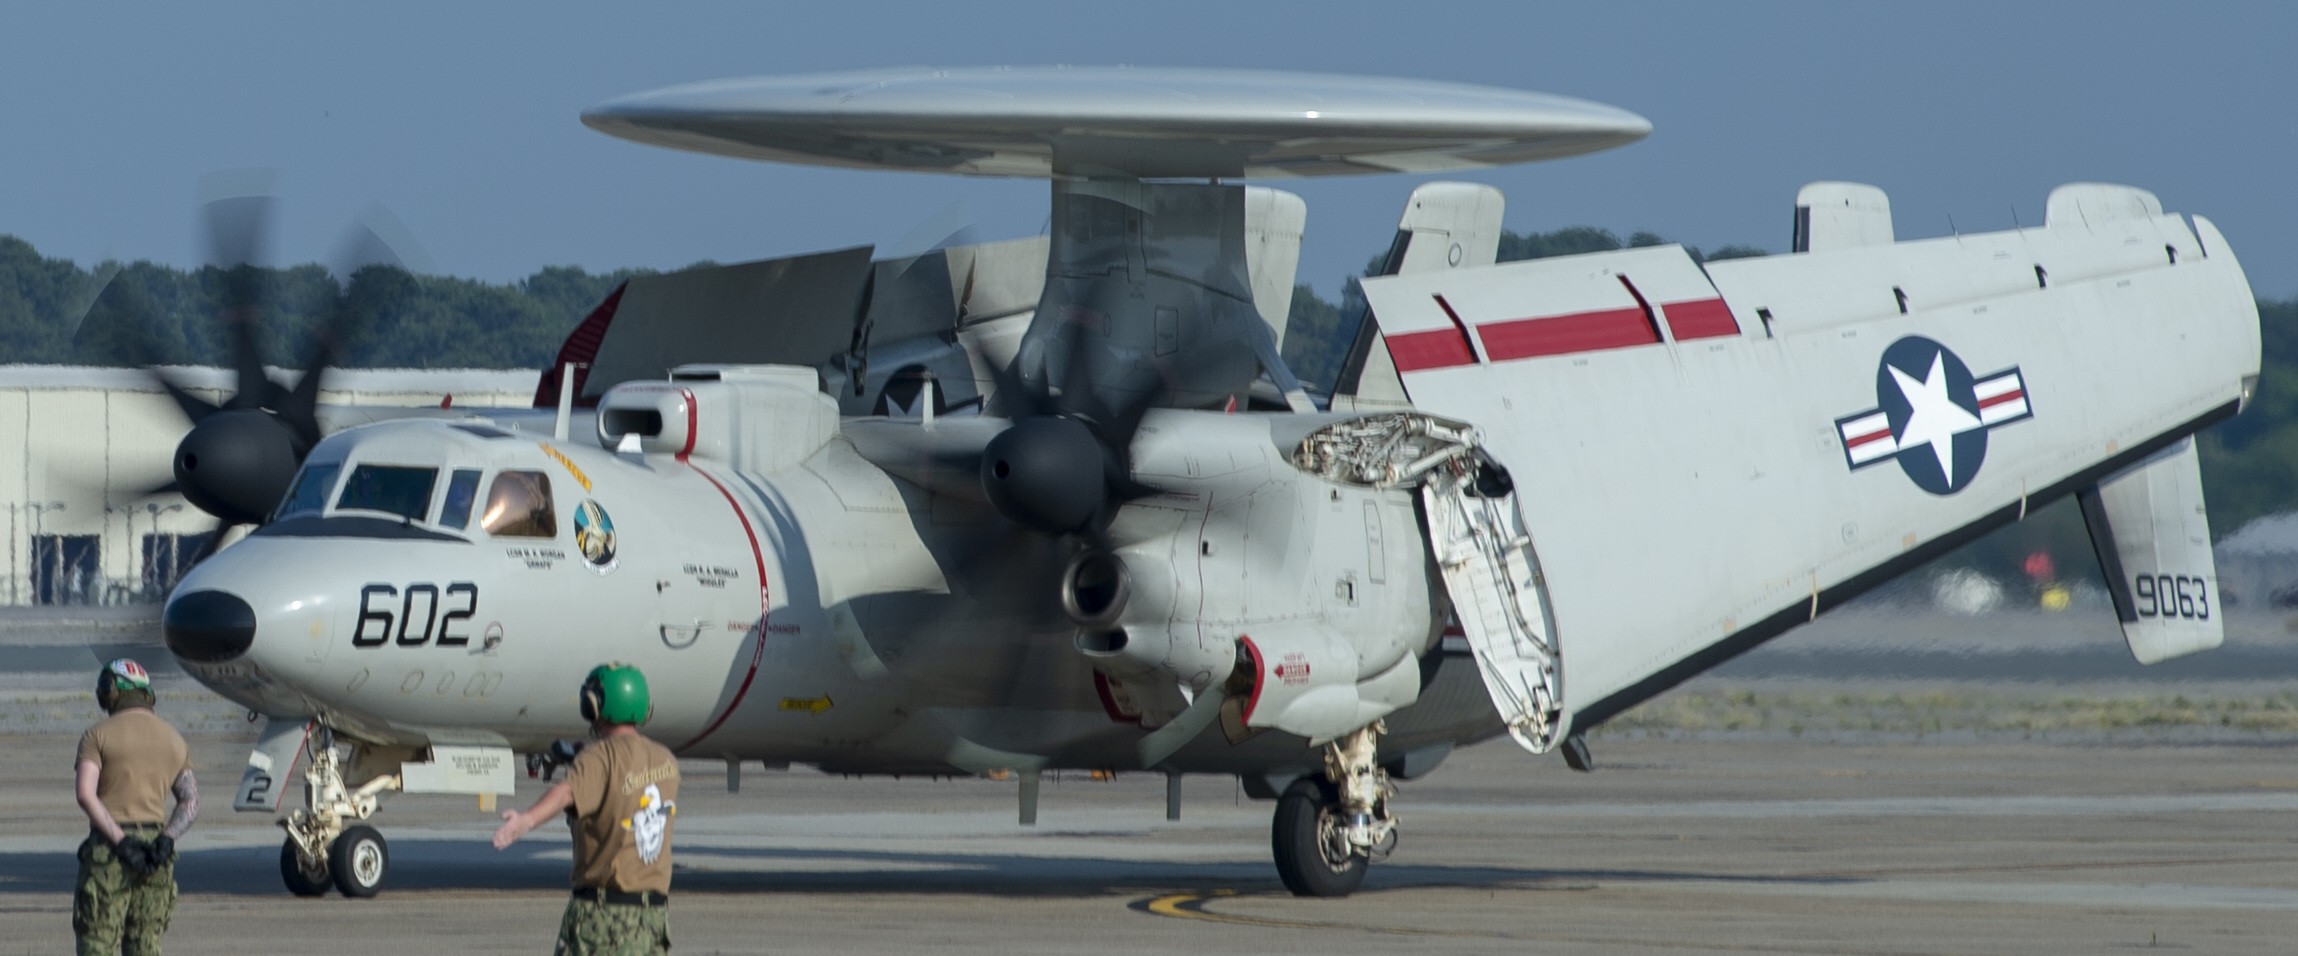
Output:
[1071, 546, 1239, 690]
[1237, 622, 1422, 742]
[596, 364, 836, 473]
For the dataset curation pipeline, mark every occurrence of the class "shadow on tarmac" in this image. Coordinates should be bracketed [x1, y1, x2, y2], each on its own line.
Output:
[0, 840, 1852, 899]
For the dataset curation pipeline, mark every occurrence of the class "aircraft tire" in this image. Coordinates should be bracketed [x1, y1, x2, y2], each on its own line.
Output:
[279, 839, 330, 897]
[1271, 778, 1367, 898]
[329, 825, 389, 898]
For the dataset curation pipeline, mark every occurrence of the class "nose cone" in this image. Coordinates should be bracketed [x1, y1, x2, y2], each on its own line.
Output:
[165, 590, 257, 663]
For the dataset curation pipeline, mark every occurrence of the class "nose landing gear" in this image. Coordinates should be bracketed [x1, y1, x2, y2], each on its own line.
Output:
[279, 728, 401, 898]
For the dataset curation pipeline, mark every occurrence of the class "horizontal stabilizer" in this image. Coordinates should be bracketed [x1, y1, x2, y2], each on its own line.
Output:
[2078, 438, 2223, 664]
[583, 247, 876, 402]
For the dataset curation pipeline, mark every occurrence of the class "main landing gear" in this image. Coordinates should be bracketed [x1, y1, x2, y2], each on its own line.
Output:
[1270, 722, 1396, 898]
[279, 728, 400, 898]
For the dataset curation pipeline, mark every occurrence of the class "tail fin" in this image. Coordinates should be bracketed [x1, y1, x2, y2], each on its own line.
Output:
[1333, 183, 1505, 407]
[1244, 186, 1308, 344]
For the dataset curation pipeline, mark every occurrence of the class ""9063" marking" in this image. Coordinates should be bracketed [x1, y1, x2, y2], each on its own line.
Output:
[2132, 574, 2209, 620]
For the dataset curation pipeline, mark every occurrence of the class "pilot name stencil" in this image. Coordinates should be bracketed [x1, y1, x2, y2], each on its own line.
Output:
[502, 546, 566, 570]
[685, 564, 740, 588]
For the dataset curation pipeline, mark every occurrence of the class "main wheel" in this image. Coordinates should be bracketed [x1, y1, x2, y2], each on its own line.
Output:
[329, 825, 389, 898]
[1271, 778, 1367, 898]
[279, 839, 330, 897]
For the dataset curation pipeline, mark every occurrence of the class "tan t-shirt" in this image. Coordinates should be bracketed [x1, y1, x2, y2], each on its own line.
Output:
[76, 709, 191, 826]
[562, 732, 680, 894]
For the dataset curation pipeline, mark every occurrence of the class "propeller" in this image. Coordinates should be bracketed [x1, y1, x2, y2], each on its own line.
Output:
[77, 176, 426, 564]
[979, 301, 1167, 554]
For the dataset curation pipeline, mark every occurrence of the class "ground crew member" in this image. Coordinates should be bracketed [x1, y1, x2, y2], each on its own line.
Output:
[494, 663, 679, 955]
[73, 658, 197, 956]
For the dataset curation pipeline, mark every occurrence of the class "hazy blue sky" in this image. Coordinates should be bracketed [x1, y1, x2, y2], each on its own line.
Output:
[4, 1, 2292, 301]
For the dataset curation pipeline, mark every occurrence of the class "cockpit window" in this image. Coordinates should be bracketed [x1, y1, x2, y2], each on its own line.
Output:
[276, 462, 342, 520]
[438, 469, 482, 529]
[335, 465, 440, 522]
[480, 470, 556, 538]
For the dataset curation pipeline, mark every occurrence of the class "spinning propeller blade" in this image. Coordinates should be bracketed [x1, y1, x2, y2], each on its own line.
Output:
[66, 175, 426, 562]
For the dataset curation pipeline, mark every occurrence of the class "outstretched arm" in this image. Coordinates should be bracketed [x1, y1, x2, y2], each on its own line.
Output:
[75, 760, 124, 845]
[492, 781, 574, 849]
[162, 769, 199, 840]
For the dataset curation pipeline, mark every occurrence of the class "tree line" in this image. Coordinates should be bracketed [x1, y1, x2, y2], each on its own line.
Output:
[0, 234, 646, 370]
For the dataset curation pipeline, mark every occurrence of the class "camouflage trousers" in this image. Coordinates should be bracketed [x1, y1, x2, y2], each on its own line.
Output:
[554, 896, 670, 955]
[74, 826, 176, 956]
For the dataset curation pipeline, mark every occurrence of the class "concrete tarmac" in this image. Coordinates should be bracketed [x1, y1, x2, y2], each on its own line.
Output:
[6, 731, 2298, 955]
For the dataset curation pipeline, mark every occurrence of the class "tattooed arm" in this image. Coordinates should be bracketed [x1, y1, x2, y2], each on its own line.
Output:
[162, 769, 199, 841]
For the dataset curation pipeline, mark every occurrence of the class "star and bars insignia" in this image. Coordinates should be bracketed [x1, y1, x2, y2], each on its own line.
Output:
[1833, 335, 2033, 496]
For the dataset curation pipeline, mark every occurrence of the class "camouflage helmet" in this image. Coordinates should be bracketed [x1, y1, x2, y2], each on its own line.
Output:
[96, 658, 154, 713]
[579, 662, 652, 726]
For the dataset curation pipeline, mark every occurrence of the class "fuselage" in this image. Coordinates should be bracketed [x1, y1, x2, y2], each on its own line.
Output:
[164, 408, 1495, 777]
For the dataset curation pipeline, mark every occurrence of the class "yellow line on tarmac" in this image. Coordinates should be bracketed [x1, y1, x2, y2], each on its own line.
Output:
[1143, 890, 1328, 931]
[1139, 890, 1494, 938]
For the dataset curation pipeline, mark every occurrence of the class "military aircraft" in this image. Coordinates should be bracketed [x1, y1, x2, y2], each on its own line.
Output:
[151, 67, 2261, 899]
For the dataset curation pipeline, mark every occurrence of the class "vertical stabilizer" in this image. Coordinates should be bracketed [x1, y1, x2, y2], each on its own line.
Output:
[2077, 437, 2223, 664]
[1393, 182, 1504, 273]
[1245, 187, 1308, 344]
[1335, 183, 1505, 408]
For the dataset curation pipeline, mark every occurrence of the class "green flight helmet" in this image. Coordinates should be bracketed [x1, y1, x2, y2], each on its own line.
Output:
[579, 663, 653, 726]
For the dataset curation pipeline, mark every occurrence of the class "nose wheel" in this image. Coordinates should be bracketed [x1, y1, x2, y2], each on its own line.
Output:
[328, 825, 390, 897]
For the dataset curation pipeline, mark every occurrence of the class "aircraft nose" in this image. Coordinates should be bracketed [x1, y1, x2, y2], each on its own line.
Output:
[164, 590, 258, 663]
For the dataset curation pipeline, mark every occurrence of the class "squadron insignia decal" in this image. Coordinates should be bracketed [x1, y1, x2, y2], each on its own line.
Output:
[573, 499, 618, 574]
[622, 783, 675, 864]
[1834, 336, 2032, 495]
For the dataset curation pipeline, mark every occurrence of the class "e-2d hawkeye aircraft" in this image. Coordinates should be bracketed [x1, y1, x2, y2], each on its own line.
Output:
[154, 67, 2262, 899]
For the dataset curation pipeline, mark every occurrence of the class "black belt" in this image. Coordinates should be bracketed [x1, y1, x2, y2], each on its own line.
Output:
[572, 887, 668, 906]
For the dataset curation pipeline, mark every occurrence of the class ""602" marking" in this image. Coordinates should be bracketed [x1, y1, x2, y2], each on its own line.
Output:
[352, 582, 479, 647]
[2132, 574, 2209, 621]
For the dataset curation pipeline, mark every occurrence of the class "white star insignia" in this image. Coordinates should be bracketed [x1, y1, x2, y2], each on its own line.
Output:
[1889, 352, 1983, 481]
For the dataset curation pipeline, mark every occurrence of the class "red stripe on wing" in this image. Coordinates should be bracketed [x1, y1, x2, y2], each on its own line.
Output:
[1663, 298, 1740, 340]
[1477, 307, 1658, 360]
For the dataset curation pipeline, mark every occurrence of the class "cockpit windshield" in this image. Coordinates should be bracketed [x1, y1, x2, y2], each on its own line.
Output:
[335, 465, 439, 522]
[480, 470, 556, 538]
[438, 469, 482, 529]
[276, 462, 342, 520]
